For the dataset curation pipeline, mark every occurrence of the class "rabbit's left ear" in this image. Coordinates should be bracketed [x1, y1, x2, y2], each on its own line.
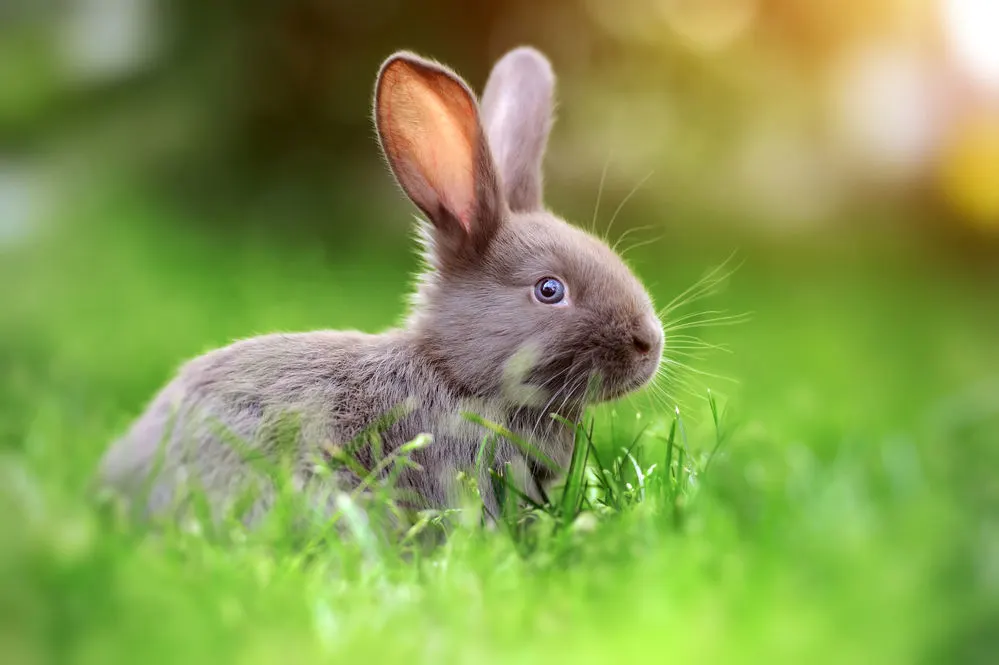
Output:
[375, 52, 504, 262]
[481, 47, 555, 213]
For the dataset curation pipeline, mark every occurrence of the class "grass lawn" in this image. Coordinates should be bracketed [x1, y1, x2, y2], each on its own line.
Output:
[1, 182, 997, 664]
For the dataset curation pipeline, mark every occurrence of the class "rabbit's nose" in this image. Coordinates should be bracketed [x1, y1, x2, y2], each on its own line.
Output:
[632, 333, 653, 354]
[631, 319, 662, 356]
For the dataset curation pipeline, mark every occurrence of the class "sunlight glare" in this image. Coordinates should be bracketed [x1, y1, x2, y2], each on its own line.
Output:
[943, 0, 999, 88]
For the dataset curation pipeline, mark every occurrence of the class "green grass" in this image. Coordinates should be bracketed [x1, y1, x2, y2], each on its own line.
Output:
[1, 183, 997, 664]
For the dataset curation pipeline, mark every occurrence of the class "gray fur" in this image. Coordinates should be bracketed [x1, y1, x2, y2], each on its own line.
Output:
[98, 47, 664, 526]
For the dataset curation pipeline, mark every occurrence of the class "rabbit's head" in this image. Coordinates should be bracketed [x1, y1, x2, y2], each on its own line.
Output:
[374, 47, 662, 412]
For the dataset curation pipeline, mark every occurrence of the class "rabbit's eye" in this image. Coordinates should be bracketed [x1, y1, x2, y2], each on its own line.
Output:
[534, 277, 566, 305]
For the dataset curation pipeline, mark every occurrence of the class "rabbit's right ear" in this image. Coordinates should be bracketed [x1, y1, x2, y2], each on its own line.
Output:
[481, 47, 555, 213]
[375, 52, 503, 263]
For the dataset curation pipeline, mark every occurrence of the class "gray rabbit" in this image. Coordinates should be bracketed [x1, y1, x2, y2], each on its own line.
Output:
[98, 47, 664, 525]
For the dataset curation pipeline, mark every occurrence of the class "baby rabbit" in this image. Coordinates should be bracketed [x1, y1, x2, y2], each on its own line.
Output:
[99, 46, 664, 525]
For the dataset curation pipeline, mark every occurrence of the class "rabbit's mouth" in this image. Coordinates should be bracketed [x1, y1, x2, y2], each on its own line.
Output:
[595, 375, 655, 402]
[588, 355, 661, 403]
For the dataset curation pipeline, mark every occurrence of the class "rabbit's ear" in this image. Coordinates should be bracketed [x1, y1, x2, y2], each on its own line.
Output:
[375, 52, 503, 260]
[481, 47, 555, 213]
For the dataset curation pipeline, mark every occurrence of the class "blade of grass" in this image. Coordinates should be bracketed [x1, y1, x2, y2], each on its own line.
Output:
[552, 414, 591, 523]
[489, 468, 546, 513]
[463, 412, 560, 473]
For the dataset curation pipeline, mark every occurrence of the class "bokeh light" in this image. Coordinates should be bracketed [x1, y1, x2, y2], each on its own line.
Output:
[943, 0, 999, 88]
[831, 46, 944, 184]
[938, 111, 999, 229]
[59, 0, 159, 85]
[656, 0, 757, 54]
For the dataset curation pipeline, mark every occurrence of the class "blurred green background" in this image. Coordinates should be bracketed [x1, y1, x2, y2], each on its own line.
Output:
[1, 1, 998, 664]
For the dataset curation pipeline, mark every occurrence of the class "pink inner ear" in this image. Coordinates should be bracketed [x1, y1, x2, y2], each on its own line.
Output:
[380, 64, 479, 234]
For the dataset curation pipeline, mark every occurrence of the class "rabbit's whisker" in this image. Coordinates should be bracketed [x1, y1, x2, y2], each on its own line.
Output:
[620, 233, 664, 259]
[591, 153, 611, 234]
[530, 367, 587, 446]
[509, 362, 575, 428]
[658, 252, 742, 318]
[604, 170, 654, 243]
[663, 312, 752, 333]
[661, 358, 739, 384]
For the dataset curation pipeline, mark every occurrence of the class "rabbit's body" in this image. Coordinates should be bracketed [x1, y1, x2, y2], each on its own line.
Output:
[103, 329, 568, 521]
[100, 47, 663, 525]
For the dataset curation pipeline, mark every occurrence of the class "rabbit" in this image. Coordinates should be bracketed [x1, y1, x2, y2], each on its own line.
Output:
[98, 46, 664, 526]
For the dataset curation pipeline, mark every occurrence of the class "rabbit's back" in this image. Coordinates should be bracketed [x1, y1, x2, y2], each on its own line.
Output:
[100, 330, 421, 520]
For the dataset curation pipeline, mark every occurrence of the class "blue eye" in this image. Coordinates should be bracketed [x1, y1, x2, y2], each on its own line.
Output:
[534, 277, 566, 304]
